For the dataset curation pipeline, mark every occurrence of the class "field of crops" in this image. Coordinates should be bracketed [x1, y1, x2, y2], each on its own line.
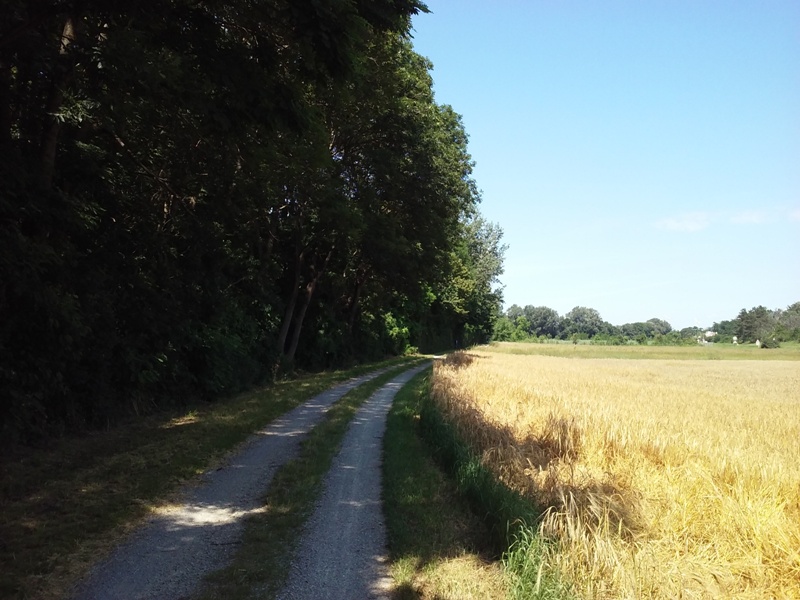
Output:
[431, 343, 800, 599]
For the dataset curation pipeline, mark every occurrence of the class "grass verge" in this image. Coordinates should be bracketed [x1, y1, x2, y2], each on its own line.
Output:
[383, 368, 509, 600]
[416, 375, 573, 599]
[194, 360, 423, 600]
[0, 357, 411, 600]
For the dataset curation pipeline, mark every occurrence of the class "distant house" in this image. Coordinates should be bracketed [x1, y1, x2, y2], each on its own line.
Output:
[696, 331, 716, 344]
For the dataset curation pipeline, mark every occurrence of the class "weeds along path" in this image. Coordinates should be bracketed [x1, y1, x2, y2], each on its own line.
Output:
[69, 368, 394, 600]
[277, 363, 431, 600]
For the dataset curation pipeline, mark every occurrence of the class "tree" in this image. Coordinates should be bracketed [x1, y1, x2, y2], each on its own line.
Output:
[493, 316, 515, 342]
[523, 306, 562, 338]
[646, 318, 672, 336]
[562, 306, 604, 339]
[712, 319, 737, 338]
[506, 304, 524, 321]
[512, 316, 532, 341]
[680, 326, 703, 340]
[432, 216, 506, 347]
[775, 302, 800, 341]
[458, 216, 507, 344]
[2, 0, 462, 443]
[735, 306, 776, 343]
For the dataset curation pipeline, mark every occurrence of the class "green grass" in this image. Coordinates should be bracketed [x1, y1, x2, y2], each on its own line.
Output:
[487, 340, 800, 361]
[194, 360, 422, 600]
[415, 376, 573, 599]
[503, 528, 574, 600]
[383, 369, 510, 600]
[0, 357, 411, 600]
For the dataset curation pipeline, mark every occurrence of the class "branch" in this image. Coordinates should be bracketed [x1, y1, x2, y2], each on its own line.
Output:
[110, 131, 180, 199]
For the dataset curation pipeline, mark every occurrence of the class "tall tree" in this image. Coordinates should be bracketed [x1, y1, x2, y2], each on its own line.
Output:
[1, 0, 449, 442]
[735, 306, 776, 343]
[562, 306, 604, 338]
[646, 318, 672, 336]
[523, 306, 562, 338]
[448, 216, 507, 345]
[776, 302, 800, 341]
[506, 304, 524, 321]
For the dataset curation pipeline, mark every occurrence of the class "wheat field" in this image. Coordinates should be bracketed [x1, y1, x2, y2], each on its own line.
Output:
[431, 345, 800, 599]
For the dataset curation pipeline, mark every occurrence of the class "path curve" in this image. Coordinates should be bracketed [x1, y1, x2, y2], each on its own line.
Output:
[277, 363, 430, 600]
[70, 368, 391, 600]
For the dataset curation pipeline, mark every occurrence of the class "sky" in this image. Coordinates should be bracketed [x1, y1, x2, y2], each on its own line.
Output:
[409, 1, 800, 330]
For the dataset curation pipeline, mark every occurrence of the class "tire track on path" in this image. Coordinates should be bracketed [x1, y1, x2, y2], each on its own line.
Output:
[277, 362, 430, 600]
[70, 368, 394, 600]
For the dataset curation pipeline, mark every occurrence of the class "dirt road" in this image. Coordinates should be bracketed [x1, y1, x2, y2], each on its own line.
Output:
[69, 368, 393, 600]
[277, 363, 429, 600]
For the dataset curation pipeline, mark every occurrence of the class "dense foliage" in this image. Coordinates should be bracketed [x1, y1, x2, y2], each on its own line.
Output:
[494, 302, 800, 346]
[0, 2, 505, 442]
[722, 303, 800, 344]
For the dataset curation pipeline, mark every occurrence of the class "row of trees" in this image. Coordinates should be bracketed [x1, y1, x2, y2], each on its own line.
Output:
[0, 2, 505, 442]
[713, 303, 800, 344]
[493, 305, 678, 344]
[494, 303, 800, 345]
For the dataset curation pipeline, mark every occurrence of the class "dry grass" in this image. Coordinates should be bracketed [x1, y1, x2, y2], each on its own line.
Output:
[407, 555, 509, 600]
[431, 347, 800, 599]
[488, 340, 800, 361]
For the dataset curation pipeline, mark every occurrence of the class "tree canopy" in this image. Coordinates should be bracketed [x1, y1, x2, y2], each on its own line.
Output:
[0, 1, 505, 443]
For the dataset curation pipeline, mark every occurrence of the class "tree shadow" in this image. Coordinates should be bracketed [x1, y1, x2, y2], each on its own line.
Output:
[428, 400, 645, 550]
[436, 351, 485, 370]
[387, 462, 505, 600]
[63, 372, 384, 599]
[385, 386, 509, 599]
[69, 496, 267, 599]
[392, 385, 647, 599]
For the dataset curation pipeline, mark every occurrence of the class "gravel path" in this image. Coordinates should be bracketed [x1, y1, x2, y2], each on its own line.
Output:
[277, 362, 430, 600]
[69, 368, 391, 600]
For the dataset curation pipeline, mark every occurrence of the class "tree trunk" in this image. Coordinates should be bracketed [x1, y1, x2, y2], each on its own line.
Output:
[347, 275, 365, 333]
[39, 16, 76, 190]
[0, 58, 11, 148]
[276, 248, 304, 355]
[257, 218, 276, 291]
[285, 280, 315, 364]
[285, 248, 333, 363]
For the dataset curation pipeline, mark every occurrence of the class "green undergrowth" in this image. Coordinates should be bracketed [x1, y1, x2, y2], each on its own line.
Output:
[0, 357, 411, 600]
[195, 360, 423, 600]
[384, 369, 510, 600]
[417, 379, 574, 599]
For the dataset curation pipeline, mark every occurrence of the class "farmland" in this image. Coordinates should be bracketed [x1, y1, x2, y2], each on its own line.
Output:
[431, 343, 800, 599]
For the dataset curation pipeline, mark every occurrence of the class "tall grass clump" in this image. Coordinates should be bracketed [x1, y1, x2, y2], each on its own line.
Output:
[431, 348, 800, 599]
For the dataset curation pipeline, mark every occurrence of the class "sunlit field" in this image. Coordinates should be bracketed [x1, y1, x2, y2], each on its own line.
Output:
[431, 344, 800, 599]
[489, 339, 800, 361]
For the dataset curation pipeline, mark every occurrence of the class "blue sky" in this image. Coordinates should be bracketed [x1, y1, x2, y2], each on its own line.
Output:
[410, 1, 800, 329]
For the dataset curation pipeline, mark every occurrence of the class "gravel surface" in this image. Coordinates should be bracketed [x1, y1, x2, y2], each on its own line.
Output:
[277, 362, 430, 600]
[69, 369, 391, 600]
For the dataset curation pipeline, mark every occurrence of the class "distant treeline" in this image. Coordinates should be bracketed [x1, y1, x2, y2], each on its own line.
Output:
[493, 303, 800, 345]
[0, 1, 506, 443]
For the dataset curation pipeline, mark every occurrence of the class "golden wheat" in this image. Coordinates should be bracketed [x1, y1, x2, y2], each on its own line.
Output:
[432, 347, 800, 599]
